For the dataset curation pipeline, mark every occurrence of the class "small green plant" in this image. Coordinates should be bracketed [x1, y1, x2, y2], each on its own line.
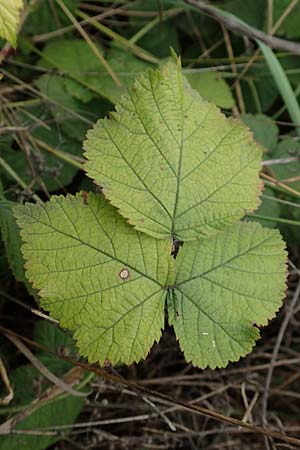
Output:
[15, 58, 287, 369]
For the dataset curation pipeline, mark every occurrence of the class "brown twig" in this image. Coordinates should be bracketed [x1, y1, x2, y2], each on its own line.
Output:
[260, 172, 300, 198]
[0, 358, 13, 405]
[232, 0, 299, 89]
[184, 0, 300, 55]
[267, 0, 273, 35]
[221, 24, 245, 114]
[1, 326, 300, 447]
[0, 289, 59, 323]
[55, 0, 121, 87]
[261, 279, 300, 426]
[3, 332, 87, 398]
[0, 365, 85, 435]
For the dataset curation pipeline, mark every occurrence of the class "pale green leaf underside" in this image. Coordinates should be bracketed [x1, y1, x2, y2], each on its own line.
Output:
[15, 193, 287, 368]
[84, 60, 262, 241]
[0, 0, 23, 48]
[15, 193, 171, 365]
[168, 222, 287, 368]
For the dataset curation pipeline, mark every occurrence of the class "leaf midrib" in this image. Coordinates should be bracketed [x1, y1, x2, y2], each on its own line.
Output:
[175, 287, 252, 353]
[101, 118, 173, 223]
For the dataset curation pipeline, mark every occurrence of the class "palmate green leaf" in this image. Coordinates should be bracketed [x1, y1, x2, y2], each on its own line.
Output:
[168, 222, 287, 369]
[15, 193, 171, 365]
[15, 193, 287, 368]
[0, 0, 23, 48]
[14, 59, 287, 369]
[84, 59, 262, 241]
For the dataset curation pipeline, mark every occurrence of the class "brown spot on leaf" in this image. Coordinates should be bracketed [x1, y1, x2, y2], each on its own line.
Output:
[81, 191, 89, 204]
[119, 268, 130, 280]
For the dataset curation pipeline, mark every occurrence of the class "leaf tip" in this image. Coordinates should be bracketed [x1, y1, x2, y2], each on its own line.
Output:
[170, 47, 181, 66]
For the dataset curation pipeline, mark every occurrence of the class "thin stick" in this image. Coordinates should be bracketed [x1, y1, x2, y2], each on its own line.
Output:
[76, 10, 160, 64]
[1, 326, 300, 447]
[233, 0, 299, 87]
[56, 0, 121, 87]
[261, 279, 300, 430]
[3, 332, 86, 398]
[260, 172, 300, 198]
[262, 157, 299, 166]
[184, 0, 300, 55]
[221, 25, 245, 114]
[0, 358, 13, 405]
[267, 0, 273, 35]
[0, 290, 59, 324]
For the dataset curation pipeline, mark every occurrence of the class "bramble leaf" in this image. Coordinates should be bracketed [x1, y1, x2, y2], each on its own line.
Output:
[15, 193, 172, 365]
[14, 60, 288, 369]
[15, 196, 287, 368]
[84, 59, 262, 241]
[168, 222, 287, 368]
[0, 0, 23, 48]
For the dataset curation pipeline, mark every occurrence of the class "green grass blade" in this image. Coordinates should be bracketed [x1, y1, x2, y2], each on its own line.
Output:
[246, 213, 300, 226]
[257, 41, 300, 135]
